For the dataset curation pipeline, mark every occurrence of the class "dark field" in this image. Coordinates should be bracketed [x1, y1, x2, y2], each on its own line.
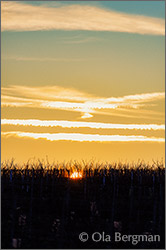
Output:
[1, 160, 165, 249]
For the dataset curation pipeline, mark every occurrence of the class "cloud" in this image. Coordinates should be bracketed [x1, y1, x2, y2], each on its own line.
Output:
[3, 56, 87, 62]
[2, 131, 164, 142]
[1, 119, 165, 131]
[62, 37, 101, 44]
[100, 92, 165, 104]
[81, 113, 93, 119]
[1, 102, 33, 107]
[2, 85, 92, 102]
[2, 85, 164, 103]
[2, 85, 164, 119]
[40, 101, 118, 110]
[1, 2, 164, 35]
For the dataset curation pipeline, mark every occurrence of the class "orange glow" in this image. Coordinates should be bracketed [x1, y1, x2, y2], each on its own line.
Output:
[70, 172, 82, 179]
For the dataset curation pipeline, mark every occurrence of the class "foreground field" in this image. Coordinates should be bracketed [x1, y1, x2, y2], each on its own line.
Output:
[1, 160, 165, 249]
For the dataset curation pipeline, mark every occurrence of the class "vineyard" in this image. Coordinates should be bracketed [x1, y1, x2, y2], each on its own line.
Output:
[1, 160, 165, 249]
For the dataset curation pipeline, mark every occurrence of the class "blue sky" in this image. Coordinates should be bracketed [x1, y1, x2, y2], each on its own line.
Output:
[1, 0, 165, 162]
[25, 1, 165, 18]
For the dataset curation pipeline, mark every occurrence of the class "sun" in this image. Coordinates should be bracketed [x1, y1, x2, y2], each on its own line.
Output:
[70, 171, 82, 179]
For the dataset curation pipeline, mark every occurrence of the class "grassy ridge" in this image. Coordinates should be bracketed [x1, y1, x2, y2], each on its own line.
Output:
[1, 160, 165, 249]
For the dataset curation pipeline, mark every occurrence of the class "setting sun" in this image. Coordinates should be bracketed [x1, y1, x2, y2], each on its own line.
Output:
[70, 172, 83, 179]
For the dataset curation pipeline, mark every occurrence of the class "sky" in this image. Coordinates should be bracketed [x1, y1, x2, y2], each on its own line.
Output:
[1, 1, 165, 164]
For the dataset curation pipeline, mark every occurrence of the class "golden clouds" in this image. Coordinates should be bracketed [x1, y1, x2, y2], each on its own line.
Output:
[2, 2, 165, 35]
[2, 131, 164, 143]
[1, 85, 164, 119]
[1, 119, 165, 131]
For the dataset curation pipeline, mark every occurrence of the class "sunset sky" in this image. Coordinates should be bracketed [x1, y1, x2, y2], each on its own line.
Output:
[1, 1, 165, 163]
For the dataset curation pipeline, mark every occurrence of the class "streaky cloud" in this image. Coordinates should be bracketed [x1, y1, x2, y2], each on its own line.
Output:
[1, 85, 93, 102]
[3, 56, 87, 62]
[2, 131, 164, 142]
[1, 119, 165, 131]
[2, 86, 164, 104]
[1, 2, 164, 35]
[2, 86, 164, 119]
